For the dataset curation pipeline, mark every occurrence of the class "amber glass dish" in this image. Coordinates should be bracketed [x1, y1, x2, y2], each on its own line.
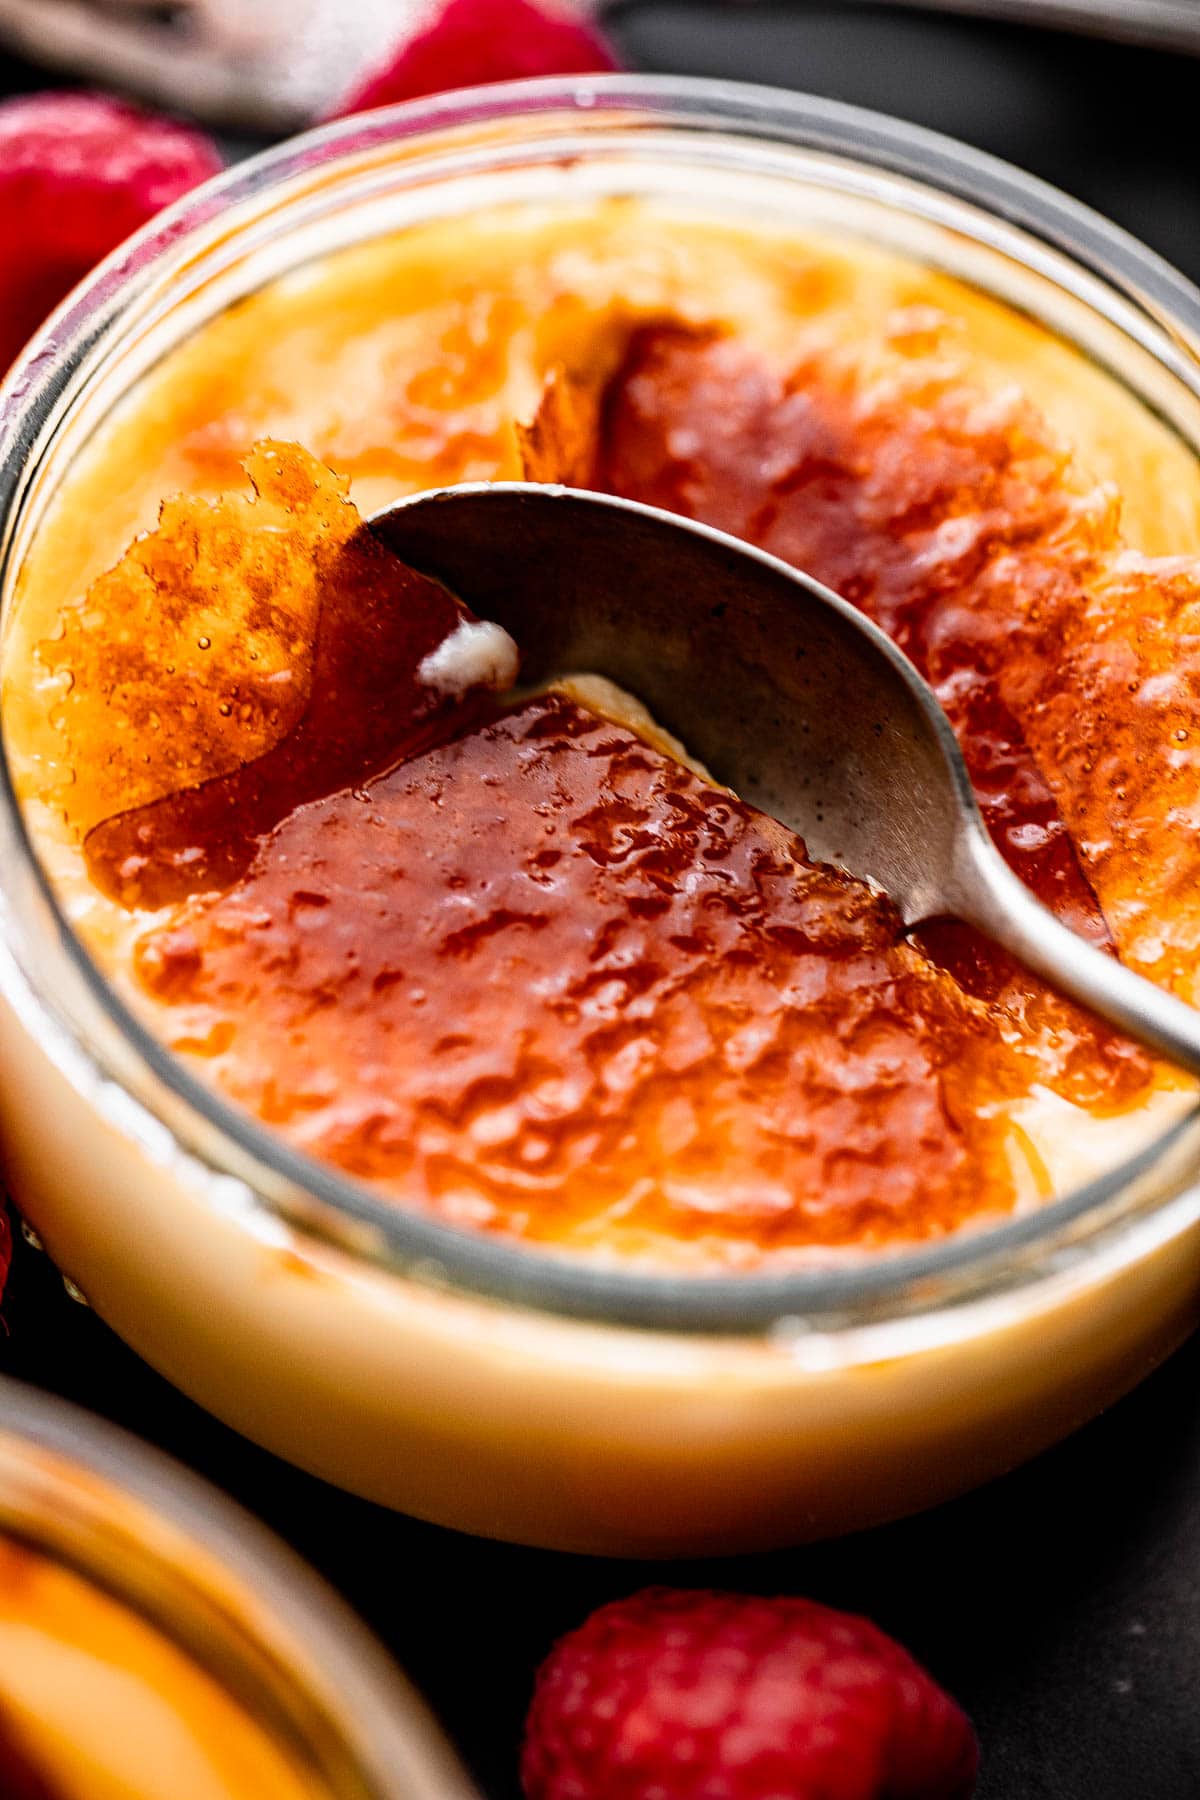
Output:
[0, 1377, 476, 1796]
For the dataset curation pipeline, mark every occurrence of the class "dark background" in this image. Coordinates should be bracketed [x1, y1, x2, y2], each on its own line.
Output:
[3, 6, 1200, 1797]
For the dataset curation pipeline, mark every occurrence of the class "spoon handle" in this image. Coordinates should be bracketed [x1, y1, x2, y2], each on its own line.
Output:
[954, 830, 1200, 1078]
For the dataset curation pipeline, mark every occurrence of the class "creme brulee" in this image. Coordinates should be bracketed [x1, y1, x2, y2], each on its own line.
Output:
[6, 201, 1199, 1267]
[3, 128, 1200, 1553]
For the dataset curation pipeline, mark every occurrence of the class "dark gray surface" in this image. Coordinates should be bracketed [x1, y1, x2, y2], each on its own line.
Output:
[7, 1230, 1200, 1800]
[3, 7, 1200, 1797]
[612, 0, 1200, 286]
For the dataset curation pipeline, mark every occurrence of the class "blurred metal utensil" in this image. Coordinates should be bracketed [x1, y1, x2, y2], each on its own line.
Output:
[0, 0, 1195, 135]
[0, 0, 416, 127]
[851, 0, 1200, 55]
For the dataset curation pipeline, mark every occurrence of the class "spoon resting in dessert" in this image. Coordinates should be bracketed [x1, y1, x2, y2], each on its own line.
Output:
[370, 481, 1200, 1078]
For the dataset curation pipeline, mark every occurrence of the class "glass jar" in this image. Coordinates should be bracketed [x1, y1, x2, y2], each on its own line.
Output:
[1, 75, 1199, 1556]
[0, 1376, 475, 1796]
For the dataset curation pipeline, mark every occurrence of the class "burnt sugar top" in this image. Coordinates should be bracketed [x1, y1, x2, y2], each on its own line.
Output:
[11, 201, 1200, 1269]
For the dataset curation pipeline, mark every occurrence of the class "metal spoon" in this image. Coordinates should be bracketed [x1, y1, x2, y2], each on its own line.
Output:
[370, 481, 1200, 1077]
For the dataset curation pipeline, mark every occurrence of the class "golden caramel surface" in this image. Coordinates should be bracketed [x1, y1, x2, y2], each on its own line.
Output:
[9, 200, 1200, 1268]
[133, 687, 1031, 1262]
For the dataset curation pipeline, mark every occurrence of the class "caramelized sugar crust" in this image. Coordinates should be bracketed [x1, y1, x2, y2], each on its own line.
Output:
[34, 261, 1200, 1263]
[42, 443, 335, 836]
[52, 445, 485, 908]
[593, 324, 1171, 1108]
[135, 692, 1027, 1261]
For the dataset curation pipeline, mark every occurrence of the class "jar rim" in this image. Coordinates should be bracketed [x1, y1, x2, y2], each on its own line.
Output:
[0, 1375, 476, 1796]
[2, 72, 1199, 1338]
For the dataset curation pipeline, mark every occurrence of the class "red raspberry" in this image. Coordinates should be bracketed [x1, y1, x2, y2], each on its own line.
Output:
[330, 0, 619, 118]
[0, 92, 222, 373]
[522, 1589, 979, 1800]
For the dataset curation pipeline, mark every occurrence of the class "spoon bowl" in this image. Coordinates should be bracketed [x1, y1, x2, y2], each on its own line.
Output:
[370, 481, 1200, 1078]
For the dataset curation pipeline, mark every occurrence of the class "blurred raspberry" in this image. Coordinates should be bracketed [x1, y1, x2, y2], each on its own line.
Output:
[330, 0, 619, 117]
[0, 91, 222, 373]
[522, 1588, 979, 1800]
